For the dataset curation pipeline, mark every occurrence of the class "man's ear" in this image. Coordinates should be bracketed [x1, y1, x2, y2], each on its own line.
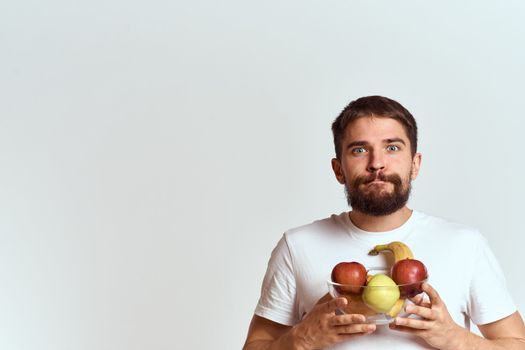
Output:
[331, 158, 346, 184]
[410, 153, 422, 180]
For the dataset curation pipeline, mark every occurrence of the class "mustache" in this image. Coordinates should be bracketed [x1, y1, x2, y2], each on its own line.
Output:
[352, 172, 403, 187]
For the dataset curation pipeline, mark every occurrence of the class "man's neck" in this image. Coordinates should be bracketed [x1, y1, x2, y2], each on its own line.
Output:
[349, 207, 413, 232]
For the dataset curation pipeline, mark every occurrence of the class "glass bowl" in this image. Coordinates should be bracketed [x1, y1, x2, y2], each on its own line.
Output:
[327, 267, 427, 325]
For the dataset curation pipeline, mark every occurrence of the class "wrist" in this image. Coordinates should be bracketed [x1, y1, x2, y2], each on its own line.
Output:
[449, 326, 476, 350]
[288, 325, 309, 350]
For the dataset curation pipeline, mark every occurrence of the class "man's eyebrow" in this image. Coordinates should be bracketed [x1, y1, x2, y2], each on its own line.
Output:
[346, 140, 369, 149]
[385, 138, 406, 145]
[345, 138, 406, 149]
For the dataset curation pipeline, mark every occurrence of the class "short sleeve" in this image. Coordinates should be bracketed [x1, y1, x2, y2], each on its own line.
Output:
[254, 235, 299, 326]
[467, 233, 516, 325]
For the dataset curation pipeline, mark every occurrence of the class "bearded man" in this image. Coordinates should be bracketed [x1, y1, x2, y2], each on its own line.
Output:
[243, 96, 525, 350]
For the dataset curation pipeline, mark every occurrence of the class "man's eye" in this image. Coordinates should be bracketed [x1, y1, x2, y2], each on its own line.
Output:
[387, 145, 399, 151]
[352, 147, 366, 154]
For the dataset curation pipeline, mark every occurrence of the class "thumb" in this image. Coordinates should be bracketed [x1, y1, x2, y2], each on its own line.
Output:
[321, 296, 348, 314]
[422, 282, 442, 306]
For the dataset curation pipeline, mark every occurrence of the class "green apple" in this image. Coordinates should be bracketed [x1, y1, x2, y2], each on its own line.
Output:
[362, 274, 400, 313]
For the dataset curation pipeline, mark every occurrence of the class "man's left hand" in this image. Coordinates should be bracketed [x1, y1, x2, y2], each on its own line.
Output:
[389, 282, 468, 350]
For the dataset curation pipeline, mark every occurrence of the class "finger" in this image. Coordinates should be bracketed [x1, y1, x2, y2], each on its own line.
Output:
[405, 304, 436, 320]
[335, 331, 375, 342]
[408, 297, 431, 310]
[336, 323, 376, 335]
[330, 313, 366, 326]
[419, 301, 432, 308]
[321, 297, 348, 313]
[422, 283, 441, 306]
[394, 316, 432, 330]
[410, 294, 424, 305]
[316, 292, 333, 305]
[389, 323, 423, 335]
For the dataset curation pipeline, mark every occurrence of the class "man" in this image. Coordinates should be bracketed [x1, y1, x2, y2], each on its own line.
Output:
[243, 96, 525, 349]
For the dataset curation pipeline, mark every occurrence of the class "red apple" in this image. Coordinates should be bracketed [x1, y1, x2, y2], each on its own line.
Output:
[331, 262, 367, 294]
[391, 258, 428, 297]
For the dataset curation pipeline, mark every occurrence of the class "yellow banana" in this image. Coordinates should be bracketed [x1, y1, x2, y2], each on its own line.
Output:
[368, 241, 414, 262]
[386, 298, 405, 318]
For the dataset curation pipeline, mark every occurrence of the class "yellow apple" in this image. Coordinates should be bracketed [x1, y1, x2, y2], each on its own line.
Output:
[362, 274, 400, 313]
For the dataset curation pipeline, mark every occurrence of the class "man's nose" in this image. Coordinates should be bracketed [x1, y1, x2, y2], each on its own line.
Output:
[367, 151, 385, 172]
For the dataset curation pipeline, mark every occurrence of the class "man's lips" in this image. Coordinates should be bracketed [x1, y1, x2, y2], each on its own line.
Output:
[352, 172, 403, 188]
[366, 180, 389, 185]
[366, 176, 388, 184]
[365, 173, 387, 183]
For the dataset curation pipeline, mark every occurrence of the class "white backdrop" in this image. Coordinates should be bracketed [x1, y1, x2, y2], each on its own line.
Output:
[1, 1, 524, 349]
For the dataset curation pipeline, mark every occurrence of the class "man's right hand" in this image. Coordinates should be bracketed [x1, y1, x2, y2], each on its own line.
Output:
[243, 295, 376, 350]
[291, 296, 376, 349]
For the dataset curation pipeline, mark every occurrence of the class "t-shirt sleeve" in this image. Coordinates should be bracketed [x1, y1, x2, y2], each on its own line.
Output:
[467, 233, 516, 325]
[254, 234, 299, 326]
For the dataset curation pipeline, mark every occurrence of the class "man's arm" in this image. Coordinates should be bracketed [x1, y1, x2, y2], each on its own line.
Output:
[242, 315, 298, 350]
[390, 283, 525, 350]
[465, 312, 525, 350]
[243, 296, 376, 350]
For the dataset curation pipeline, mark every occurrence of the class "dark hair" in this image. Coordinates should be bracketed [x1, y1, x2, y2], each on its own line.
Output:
[331, 95, 418, 159]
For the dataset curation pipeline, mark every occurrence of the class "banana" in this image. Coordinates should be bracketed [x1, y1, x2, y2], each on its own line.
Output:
[368, 241, 414, 262]
[386, 298, 405, 318]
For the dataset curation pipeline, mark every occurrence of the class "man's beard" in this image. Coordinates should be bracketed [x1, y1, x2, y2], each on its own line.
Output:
[345, 171, 411, 216]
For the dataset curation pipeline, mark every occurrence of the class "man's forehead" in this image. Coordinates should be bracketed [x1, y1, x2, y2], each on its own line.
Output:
[343, 116, 410, 142]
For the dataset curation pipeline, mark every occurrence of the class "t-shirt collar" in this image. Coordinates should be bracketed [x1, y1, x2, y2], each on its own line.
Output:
[339, 210, 420, 244]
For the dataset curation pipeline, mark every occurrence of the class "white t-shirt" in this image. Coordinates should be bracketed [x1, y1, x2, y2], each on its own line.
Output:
[254, 211, 516, 350]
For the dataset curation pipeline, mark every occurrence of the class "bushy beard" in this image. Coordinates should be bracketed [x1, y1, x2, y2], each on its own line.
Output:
[345, 171, 411, 216]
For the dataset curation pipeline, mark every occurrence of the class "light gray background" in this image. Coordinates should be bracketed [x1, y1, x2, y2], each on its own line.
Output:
[1, 1, 524, 349]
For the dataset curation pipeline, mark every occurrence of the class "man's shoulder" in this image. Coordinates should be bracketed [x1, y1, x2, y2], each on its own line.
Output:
[284, 212, 348, 240]
[414, 210, 483, 239]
